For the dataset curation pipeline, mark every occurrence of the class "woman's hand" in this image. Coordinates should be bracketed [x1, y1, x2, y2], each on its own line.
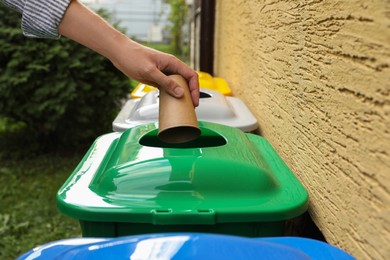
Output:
[111, 38, 199, 106]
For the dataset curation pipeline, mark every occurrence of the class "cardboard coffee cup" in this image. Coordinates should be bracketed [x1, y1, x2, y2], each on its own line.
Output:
[158, 75, 200, 143]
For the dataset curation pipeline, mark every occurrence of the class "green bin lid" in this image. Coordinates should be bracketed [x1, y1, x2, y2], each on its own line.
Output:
[57, 122, 308, 225]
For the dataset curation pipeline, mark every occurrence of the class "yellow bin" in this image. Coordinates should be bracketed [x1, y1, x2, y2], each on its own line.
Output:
[130, 71, 233, 98]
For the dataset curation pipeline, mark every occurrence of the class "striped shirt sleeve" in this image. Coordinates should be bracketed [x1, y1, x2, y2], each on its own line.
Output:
[2, 0, 72, 39]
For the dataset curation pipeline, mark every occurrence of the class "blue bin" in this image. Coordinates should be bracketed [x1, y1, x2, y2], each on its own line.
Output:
[18, 233, 355, 260]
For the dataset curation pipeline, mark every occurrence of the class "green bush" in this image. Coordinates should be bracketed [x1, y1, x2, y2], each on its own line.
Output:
[0, 5, 130, 151]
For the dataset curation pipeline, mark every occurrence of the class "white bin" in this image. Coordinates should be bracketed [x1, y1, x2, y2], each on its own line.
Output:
[113, 89, 258, 132]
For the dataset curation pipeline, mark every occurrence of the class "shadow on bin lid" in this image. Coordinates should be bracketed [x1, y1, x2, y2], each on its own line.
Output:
[18, 233, 355, 260]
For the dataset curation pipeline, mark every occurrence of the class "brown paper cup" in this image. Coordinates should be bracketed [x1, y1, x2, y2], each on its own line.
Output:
[158, 75, 200, 143]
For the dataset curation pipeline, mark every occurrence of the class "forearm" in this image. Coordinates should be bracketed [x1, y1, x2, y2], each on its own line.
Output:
[58, 0, 127, 62]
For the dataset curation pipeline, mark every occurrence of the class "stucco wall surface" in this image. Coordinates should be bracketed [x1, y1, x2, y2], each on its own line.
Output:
[214, 0, 389, 259]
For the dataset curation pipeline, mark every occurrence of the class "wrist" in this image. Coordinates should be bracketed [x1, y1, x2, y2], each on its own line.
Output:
[108, 36, 144, 74]
[102, 30, 129, 62]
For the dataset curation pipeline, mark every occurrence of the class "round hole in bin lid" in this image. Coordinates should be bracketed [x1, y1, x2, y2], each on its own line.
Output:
[140, 128, 227, 148]
[159, 92, 211, 99]
[199, 92, 212, 98]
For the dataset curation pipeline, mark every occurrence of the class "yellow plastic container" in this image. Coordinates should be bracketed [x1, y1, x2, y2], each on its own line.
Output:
[130, 71, 233, 98]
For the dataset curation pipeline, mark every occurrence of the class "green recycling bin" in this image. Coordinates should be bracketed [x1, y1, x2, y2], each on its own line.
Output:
[57, 122, 308, 237]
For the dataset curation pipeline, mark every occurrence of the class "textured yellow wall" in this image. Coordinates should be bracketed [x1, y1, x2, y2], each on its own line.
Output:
[214, 0, 390, 259]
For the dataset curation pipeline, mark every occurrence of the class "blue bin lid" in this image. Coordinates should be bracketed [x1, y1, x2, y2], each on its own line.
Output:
[18, 233, 355, 260]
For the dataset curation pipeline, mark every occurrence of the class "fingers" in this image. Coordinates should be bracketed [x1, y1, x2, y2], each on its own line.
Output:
[188, 74, 200, 107]
[148, 68, 200, 107]
[148, 69, 185, 98]
[176, 66, 199, 107]
[157, 56, 200, 106]
[131, 46, 200, 106]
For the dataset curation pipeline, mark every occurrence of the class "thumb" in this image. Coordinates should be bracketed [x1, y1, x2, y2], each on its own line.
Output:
[166, 79, 185, 97]
[152, 70, 185, 98]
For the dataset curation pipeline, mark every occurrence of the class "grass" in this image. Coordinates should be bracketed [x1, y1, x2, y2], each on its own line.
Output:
[0, 155, 83, 259]
[0, 119, 83, 259]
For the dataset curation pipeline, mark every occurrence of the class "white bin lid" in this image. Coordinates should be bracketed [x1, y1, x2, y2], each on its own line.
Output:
[113, 89, 258, 132]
